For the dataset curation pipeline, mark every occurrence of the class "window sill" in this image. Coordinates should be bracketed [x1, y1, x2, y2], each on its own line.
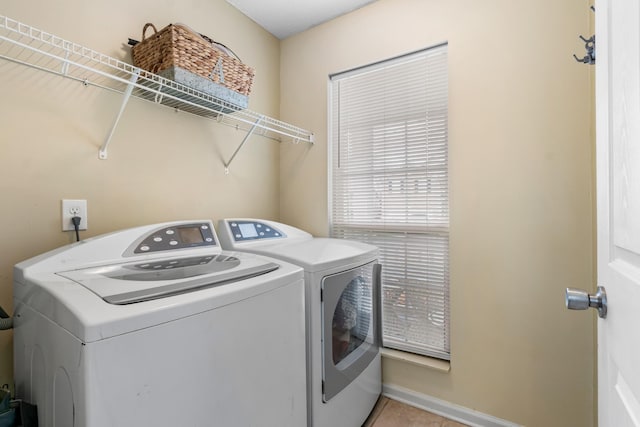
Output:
[380, 348, 450, 373]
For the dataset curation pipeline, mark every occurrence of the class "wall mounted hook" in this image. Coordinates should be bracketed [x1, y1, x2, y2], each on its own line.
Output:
[573, 5, 595, 65]
[573, 34, 595, 64]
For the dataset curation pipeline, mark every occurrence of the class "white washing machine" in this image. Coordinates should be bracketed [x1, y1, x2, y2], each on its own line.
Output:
[217, 219, 382, 427]
[13, 220, 307, 427]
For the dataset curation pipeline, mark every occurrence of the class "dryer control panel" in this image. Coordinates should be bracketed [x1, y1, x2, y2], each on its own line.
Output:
[227, 220, 285, 242]
[126, 222, 217, 255]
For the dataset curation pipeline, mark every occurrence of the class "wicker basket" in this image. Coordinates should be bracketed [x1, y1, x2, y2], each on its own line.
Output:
[131, 23, 255, 105]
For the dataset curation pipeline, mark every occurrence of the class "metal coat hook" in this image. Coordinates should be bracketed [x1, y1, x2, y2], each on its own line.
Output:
[573, 6, 595, 64]
[573, 35, 595, 64]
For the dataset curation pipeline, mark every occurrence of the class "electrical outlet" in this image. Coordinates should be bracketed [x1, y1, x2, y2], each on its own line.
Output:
[61, 199, 88, 231]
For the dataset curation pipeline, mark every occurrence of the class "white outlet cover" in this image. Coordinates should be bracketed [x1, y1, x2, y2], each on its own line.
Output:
[61, 199, 88, 231]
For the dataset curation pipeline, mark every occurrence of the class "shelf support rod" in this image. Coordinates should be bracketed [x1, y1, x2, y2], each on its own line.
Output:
[61, 45, 71, 76]
[223, 115, 264, 174]
[99, 69, 140, 159]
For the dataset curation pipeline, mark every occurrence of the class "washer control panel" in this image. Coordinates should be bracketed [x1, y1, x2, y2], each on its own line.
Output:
[132, 223, 217, 254]
[227, 220, 285, 242]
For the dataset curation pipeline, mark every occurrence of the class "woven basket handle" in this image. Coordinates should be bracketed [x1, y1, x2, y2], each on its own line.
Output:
[141, 23, 158, 41]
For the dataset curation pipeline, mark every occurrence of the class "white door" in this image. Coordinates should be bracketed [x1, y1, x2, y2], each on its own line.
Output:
[596, 0, 640, 425]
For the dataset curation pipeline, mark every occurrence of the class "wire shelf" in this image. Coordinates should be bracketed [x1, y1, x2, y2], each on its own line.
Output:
[0, 15, 314, 161]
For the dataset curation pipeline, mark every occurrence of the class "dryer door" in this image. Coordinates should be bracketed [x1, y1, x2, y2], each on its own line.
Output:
[321, 261, 381, 402]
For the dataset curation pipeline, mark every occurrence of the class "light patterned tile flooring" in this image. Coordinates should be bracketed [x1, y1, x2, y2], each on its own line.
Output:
[363, 397, 468, 427]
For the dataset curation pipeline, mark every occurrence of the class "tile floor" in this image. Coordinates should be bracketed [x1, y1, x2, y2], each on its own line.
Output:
[363, 397, 468, 427]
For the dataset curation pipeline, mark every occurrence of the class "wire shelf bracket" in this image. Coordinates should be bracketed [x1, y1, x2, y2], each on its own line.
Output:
[224, 115, 263, 174]
[100, 69, 140, 159]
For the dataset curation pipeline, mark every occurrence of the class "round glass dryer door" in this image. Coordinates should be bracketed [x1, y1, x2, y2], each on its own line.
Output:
[321, 261, 380, 402]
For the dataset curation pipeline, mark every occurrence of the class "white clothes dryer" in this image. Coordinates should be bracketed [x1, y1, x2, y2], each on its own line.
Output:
[217, 219, 382, 427]
[13, 220, 307, 427]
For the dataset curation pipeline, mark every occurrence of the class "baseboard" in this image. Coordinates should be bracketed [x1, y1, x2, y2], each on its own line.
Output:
[382, 383, 522, 427]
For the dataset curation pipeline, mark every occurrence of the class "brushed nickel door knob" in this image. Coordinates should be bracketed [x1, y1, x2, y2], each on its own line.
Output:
[565, 286, 607, 318]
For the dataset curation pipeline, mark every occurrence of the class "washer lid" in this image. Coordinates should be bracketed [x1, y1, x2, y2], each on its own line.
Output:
[57, 253, 279, 305]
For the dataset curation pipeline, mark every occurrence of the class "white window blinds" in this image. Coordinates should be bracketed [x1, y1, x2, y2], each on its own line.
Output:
[329, 44, 449, 360]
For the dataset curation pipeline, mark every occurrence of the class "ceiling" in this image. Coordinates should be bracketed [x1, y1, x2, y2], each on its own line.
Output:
[226, 0, 379, 39]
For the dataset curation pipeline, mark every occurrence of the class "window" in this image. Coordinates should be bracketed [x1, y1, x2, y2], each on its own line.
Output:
[329, 44, 449, 360]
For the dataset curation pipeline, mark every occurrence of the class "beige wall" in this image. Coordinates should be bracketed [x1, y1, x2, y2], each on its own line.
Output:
[280, 0, 595, 426]
[0, 0, 280, 384]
